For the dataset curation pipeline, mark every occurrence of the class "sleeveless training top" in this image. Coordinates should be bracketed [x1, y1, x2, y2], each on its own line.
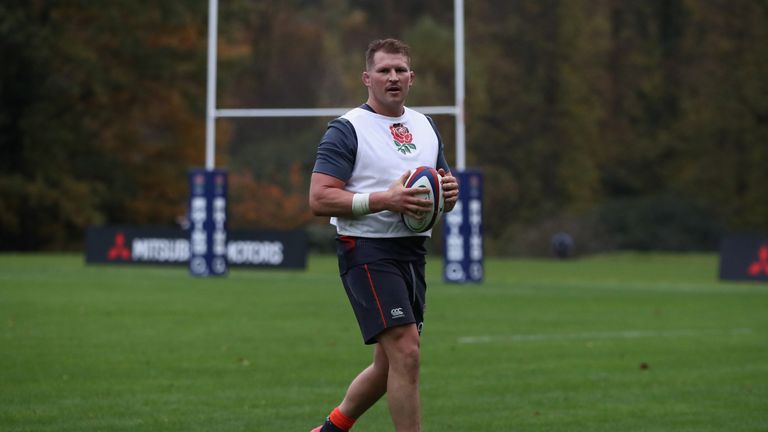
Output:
[313, 105, 450, 238]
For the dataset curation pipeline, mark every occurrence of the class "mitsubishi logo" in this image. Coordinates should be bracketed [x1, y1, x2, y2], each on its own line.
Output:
[748, 245, 768, 276]
[108, 232, 131, 261]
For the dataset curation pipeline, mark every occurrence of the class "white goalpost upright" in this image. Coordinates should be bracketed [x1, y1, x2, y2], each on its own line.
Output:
[204, 0, 219, 171]
[453, 0, 466, 171]
[203, 0, 466, 171]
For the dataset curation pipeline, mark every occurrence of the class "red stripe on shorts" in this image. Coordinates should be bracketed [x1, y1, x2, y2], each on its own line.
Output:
[364, 264, 388, 329]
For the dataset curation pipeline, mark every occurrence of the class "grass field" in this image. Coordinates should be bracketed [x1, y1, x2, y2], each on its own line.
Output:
[1, 253, 767, 431]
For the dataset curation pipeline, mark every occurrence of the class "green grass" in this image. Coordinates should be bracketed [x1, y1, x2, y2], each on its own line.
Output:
[1, 253, 766, 431]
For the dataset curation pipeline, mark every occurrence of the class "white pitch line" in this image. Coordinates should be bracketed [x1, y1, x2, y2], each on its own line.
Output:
[457, 328, 754, 344]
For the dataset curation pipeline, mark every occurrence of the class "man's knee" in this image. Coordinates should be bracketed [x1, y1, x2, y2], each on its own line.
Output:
[379, 325, 421, 376]
[397, 344, 420, 378]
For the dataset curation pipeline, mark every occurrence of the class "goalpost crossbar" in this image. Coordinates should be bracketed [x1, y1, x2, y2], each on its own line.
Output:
[214, 106, 459, 118]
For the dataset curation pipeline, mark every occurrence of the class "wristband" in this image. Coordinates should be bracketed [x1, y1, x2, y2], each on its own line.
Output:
[351, 193, 371, 216]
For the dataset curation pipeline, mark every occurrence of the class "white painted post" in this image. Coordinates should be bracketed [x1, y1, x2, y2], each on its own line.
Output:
[454, 0, 466, 171]
[205, 0, 219, 170]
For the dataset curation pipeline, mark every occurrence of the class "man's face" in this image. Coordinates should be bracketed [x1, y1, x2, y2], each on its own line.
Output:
[363, 51, 414, 117]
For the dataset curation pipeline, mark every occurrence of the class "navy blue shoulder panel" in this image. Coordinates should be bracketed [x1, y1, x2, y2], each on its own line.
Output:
[427, 116, 451, 173]
[313, 117, 357, 182]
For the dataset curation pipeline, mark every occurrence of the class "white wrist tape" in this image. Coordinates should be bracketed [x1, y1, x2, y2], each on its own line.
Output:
[351, 193, 371, 216]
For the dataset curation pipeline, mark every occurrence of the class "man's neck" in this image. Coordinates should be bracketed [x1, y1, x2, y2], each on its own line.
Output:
[365, 100, 404, 117]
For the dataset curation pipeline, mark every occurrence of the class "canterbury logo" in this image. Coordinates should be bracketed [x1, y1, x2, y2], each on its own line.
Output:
[391, 307, 404, 318]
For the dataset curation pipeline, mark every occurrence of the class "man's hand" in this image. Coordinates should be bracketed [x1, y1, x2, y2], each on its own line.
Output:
[372, 170, 434, 219]
[438, 168, 459, 213]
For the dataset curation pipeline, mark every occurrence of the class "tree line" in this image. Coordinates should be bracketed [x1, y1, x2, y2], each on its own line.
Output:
[1, 0, 766, 254]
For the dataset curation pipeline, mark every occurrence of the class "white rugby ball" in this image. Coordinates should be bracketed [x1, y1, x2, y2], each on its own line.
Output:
[401, 166, 444, 233]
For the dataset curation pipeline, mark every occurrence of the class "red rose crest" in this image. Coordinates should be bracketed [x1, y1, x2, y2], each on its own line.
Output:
[389, 123, 416, 154]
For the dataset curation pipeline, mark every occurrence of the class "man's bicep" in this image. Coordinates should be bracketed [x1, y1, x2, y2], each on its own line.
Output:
[309, 172, 349, 216]
[311, 172, 346, 191]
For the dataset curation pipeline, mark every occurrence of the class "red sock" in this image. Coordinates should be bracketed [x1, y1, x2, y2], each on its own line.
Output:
[329, 407, 356, 431]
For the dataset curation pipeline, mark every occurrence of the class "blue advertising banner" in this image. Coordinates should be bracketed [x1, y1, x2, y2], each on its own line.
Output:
[719, 235, 768, 282]
[443, 170, 483, 283]
[85, 226, 308, 269]
[188, 169, 228, 276]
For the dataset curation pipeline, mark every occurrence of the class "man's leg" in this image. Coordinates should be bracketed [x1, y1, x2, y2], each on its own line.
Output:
[338, 343, 390, 418]
[316, 259, 424, 431]
[313, 344, 389, 431]
[377, 324, 421, 432]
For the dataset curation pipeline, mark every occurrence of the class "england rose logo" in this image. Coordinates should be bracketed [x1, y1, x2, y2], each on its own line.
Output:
[390, 123, 416, 154]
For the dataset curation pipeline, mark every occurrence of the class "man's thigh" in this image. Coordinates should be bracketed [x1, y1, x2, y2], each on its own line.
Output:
[341, 260, 423, 344]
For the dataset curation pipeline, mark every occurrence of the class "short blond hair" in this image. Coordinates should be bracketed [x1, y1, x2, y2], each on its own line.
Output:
[365, 38, 411, 70]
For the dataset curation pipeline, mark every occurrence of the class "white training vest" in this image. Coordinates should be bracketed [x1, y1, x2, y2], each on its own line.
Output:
[332, 107, 440, 238]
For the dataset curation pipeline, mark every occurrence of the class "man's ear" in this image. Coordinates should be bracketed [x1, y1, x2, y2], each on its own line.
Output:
[409, 70, 415, 86]
[362, 71, 371, 87]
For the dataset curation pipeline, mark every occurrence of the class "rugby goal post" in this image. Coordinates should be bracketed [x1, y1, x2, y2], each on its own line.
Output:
[204, 0, 466, 171]
[202, 0, 480, 283]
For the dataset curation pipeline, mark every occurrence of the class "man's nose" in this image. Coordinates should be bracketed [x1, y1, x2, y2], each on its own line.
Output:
[387, 70, 399, 80]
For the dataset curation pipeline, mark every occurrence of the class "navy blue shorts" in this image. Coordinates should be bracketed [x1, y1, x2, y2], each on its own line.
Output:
[336, 236, 428, 345]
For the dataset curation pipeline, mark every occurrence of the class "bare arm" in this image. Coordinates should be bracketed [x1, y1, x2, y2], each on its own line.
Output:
[309, 171, 433, 218]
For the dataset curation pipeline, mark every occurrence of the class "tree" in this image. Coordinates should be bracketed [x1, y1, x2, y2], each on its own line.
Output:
[0, 1, 208, 249]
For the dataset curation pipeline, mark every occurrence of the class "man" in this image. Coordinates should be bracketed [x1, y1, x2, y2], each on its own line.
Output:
[308, 39, 459, 432]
